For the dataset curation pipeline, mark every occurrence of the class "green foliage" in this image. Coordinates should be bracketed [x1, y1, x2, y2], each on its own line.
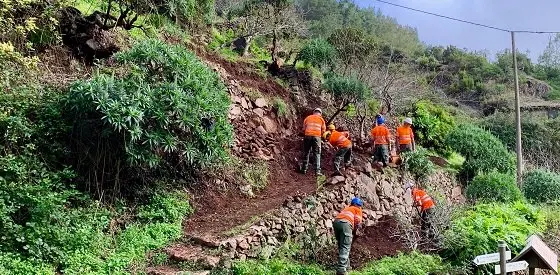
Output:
[466, 172, 522, 203]
[442, 202, 545, 267]
[0, 0, 65, 53]
[242, 161, 269, 191]
[523, 169, 560, 203]
[409, 100, 456, 154]
[0, 43, 39, 89]
[447, 124, 515, 179]
[327, 28, 377, 68]
[353, 251, 450, 275]
[138, 191, 193, 223]
[232, 258, 325, 275]
[400, 148, 436, 180]
[209, 28, 236, 51]
[66, 39, 233, 188]
[323, 73, 370, 105]
[297, 39, 336, 71]
[272, 97, 289, 118]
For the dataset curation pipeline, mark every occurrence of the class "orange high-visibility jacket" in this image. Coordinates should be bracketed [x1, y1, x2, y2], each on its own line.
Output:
[412, 188, 435, 211]
[329, 130, 352, 148]
[396, 126, 414, 145]
[370, 125, 391, 145]
[303, 114, 326, 137]
[336, 205, 363, 228]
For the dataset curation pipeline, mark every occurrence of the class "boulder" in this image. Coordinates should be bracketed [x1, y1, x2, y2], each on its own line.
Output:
[262, 117, 278, 133]
[254, 98, 268, 108]
[256, 126, 268, 135]
[253, 108, 265, 117]
[381, 180, 395, 199]
[329, 176, 346, 185]
[230, 106, 242, 116]
[241, 97, 249, 109]
[238, 240, 250, 250]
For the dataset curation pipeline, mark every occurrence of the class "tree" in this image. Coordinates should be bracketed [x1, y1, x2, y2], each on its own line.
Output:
[539, 34, 560, 69]
[323, 73, 371, 125]
[234, 0, 306, 60]
[295, 38, 336, 70]
[327, 27, 376, 75]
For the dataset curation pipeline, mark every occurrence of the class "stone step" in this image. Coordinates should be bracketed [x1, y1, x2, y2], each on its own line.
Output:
[165, 244, 221, 269]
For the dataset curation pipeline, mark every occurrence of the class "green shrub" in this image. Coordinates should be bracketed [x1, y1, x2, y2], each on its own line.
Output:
[446, 124, 515, 179]
[138, 191, 193, 223]
[243, 161, 269, 191]
[410, 100, 456, 154]
[232, 259, 325, 275]
[297, 39, 337, 71]
[523, 169, 560, 203]
[466, 172, 522, 203]
[442, 202, 545, 268]
[272, 97, 289, 118]
[400, 147, 436, 180]
[66, 39, 233, 190]
[353, 251, 450, 275]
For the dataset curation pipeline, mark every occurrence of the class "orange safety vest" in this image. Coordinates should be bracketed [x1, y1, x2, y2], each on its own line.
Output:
[303, 114, 326, 137]
[335, 205, 363, 228]
[396, 126, 414, 145]
[329, 130, 352, 148]
[370, 125, 391, 145]
[412, 188, 435, 211]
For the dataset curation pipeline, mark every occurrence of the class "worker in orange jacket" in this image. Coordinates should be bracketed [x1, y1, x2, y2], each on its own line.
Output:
[333, 197, 363, 275]
[324, 124, 352, 177]
[370, 115, 391, 167]
[396, 118, 415, 154]
[300, 108, 326, 175]
[405, 182, 435, 238]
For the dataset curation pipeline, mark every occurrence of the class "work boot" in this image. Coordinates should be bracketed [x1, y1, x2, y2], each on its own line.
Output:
[332, 171, 343, 177]
[344, 162, 352, 168]
[316, 170, 323, 176]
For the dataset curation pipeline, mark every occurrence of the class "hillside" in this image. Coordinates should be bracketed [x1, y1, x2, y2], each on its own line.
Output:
[2, 0, 560, 275]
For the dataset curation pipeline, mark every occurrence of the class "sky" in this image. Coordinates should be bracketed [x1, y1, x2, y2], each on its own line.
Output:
[354, 0, 560, 61]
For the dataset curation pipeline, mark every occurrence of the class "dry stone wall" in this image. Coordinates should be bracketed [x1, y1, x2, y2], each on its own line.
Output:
[218, 167, 463, 260]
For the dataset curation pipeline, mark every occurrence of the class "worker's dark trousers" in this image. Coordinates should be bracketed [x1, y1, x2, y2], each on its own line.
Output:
[301, 136, 321, 173]
[373, 145, 389, 166]
[333, 219, 353, 274]
[421, 207, 434, 238]
[334, 146, 352, 174]
[399, 143, 413, 153]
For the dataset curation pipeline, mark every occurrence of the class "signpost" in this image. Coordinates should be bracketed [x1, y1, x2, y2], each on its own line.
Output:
[494, 261, 529, 274]
[473, 251, 511, 265]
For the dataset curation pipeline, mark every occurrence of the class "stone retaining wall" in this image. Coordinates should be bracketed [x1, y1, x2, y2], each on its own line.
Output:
[219, 168, 463, 260]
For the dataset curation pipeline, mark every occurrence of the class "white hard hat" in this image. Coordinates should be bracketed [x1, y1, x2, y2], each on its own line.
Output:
[404, 181, 414, 190]
[404, 117, 413, 125]
[313, 108, 322, 114]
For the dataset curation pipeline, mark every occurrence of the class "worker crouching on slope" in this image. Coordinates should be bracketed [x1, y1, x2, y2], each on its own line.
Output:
[405, 182, 435, 239]
[396, 117, 415, 154]
[370, 115, 391, 167]
[333, 197, 364, 275]
[300, 108, 326, 176]
[324, 124, 353, 177]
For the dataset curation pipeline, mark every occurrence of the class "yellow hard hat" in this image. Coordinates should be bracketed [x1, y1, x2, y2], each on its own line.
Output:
[323, 131, 331, 139]
[328, 124, 336, 130]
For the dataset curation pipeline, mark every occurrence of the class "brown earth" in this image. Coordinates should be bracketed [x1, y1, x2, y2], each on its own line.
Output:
[316, 216, 407, 270]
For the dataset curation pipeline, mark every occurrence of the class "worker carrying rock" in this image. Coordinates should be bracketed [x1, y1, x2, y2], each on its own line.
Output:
[324, 124, 352, 177]
[370, 115, 391, 167]
[405, 182, 435, 238]
[396, 118, 415, 154]
[333, 197, 364, 275]
[300, 108, 326, 176]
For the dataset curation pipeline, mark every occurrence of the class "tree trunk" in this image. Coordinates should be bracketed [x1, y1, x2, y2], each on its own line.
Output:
[104, 0, 112, 28]
[326, 102, 351, 125]
[243, 36, 252, 57]
[271, 29, 278, 62]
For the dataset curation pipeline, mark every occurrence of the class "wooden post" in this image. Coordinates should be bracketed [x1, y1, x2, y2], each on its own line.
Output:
[499, 240, 507, 275]
[511, 31, 524, 188]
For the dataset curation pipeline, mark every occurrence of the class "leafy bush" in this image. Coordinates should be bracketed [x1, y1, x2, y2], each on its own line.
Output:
[242, 161, 269, 191]
[442, 202, 545, 268]
[297, 39, 337, 71]
[138, 191, 193, 223]
[0, 0, 65, 53]
[66, 39, 233, 191]
[323, 73, 370, 106]
[272, 97, 289, 118]
[410, 100, 456, 154]
[400, 148, 436, 180]
[523, 169, 560, 203]
[446, 124, 515, 179]
[353, 251, 450, 275]
[466, 172, 522, 203]
[232, 259, 324, 275]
